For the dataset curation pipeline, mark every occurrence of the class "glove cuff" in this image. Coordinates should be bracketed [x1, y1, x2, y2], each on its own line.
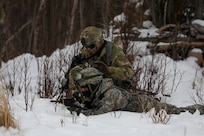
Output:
[108, 67, 114, 74]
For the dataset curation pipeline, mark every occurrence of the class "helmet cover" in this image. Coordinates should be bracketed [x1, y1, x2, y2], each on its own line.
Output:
[80, 26, 103, 47]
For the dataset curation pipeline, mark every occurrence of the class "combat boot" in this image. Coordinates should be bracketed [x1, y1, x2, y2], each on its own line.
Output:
[182, 104, 204, 115]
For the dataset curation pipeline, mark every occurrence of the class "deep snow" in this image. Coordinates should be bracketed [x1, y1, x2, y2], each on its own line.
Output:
[1, 19, 204, 136]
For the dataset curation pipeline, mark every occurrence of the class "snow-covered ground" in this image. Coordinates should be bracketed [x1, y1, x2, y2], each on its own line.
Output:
[1, 20, 204, 136]
[1, 93, 204, 136]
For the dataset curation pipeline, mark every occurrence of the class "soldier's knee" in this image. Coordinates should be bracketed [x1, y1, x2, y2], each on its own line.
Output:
[103, 88, 128, 109]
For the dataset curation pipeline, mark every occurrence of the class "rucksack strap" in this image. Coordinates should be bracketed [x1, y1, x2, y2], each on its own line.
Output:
[105, 41, 113, 66]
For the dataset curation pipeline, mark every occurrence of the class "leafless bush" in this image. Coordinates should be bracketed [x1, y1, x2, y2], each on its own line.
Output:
[193, 87, 204, 105]
[1, 55, 36, 112]
[36, 56, 56, 98]
[150, 108, 171, 124]
[18, 56, 35, 111]
[1, 57, 23, 97]
[128, 42, 183, 98]
[169, 62, 184, 95]
[190, 69, 204, 105]
[131, 53, 168, 95]
[36, 43, 81, 99]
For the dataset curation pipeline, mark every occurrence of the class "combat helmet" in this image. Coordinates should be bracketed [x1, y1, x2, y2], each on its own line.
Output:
[80, 26, 103, 49]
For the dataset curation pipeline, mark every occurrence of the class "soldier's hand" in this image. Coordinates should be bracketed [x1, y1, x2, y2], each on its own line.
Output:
[73, 92, 83, 103]
[61, 78, 69, 90]
[92, 61, 109, 75]
[80, 109, 93, 116]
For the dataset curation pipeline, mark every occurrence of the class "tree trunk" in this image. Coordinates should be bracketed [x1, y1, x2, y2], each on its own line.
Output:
[33, 0, 47, 56]
[195, 0, 204, 19]
[0, 0, 126, 62]
[68, 0, 78, 45]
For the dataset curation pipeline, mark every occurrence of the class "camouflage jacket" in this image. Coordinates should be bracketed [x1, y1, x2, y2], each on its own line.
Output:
[68, 40, 134, 91]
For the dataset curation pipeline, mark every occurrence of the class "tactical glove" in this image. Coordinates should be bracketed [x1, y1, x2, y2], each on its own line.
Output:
[73, 92, 83, 104]
[92, 61, 109, 75]
[61, 78, 69, 90]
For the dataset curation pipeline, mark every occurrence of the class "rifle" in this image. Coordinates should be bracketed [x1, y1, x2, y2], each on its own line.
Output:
[50, 96, 87, 115]
[50, 83, 87, 115]
[50, 53, 87, 115]
[51, 50, 106, 114]
[50, 75, 87, 115]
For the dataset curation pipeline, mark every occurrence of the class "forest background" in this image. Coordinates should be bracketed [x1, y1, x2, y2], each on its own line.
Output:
[0, 0, 204, 134]
[0, 0, 204, 63]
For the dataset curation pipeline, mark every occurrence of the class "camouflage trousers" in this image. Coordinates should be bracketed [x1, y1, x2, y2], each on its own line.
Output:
[81, 78, 204, 116]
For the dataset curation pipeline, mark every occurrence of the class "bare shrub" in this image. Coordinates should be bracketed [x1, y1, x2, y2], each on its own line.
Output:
[127, 42, 183, 99]
[16, 56, 36, 112]
[36, 54, 66, 98]
[150, 108, 171, 124]
[51, 48, 74, 97]
[190, 68, 204, 105]
[36, 43, 81, 99]
[131, 53, 168, 95]
[1, 55, 36, 112]
[1, 57, 23, 97]
[36, 56, 55, 98]
[169, 62, 184, 95]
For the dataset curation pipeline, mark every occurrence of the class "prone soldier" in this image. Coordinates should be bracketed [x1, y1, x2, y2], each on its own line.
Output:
[59, 26, 204, 116]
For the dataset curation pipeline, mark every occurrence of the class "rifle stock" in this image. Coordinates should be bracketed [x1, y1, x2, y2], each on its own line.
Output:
[50, 97, 87, 115]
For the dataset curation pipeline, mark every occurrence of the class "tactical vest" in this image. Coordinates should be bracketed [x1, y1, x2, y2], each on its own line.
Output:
[105, 41, 113, 66]
[101, 41, 132, 90]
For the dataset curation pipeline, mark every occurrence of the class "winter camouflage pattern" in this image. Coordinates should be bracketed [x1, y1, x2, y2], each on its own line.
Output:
[79, 77, 204, 116]
[74, 67, 103, 87]
[66, 26, 204, 116]
[67, 67, 204, 116]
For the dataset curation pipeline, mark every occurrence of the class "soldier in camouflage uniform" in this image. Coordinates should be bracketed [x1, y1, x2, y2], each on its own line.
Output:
[66, 26, 204, 116]
[72, 67, 204, 116]
[68, 26, 133, 95]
